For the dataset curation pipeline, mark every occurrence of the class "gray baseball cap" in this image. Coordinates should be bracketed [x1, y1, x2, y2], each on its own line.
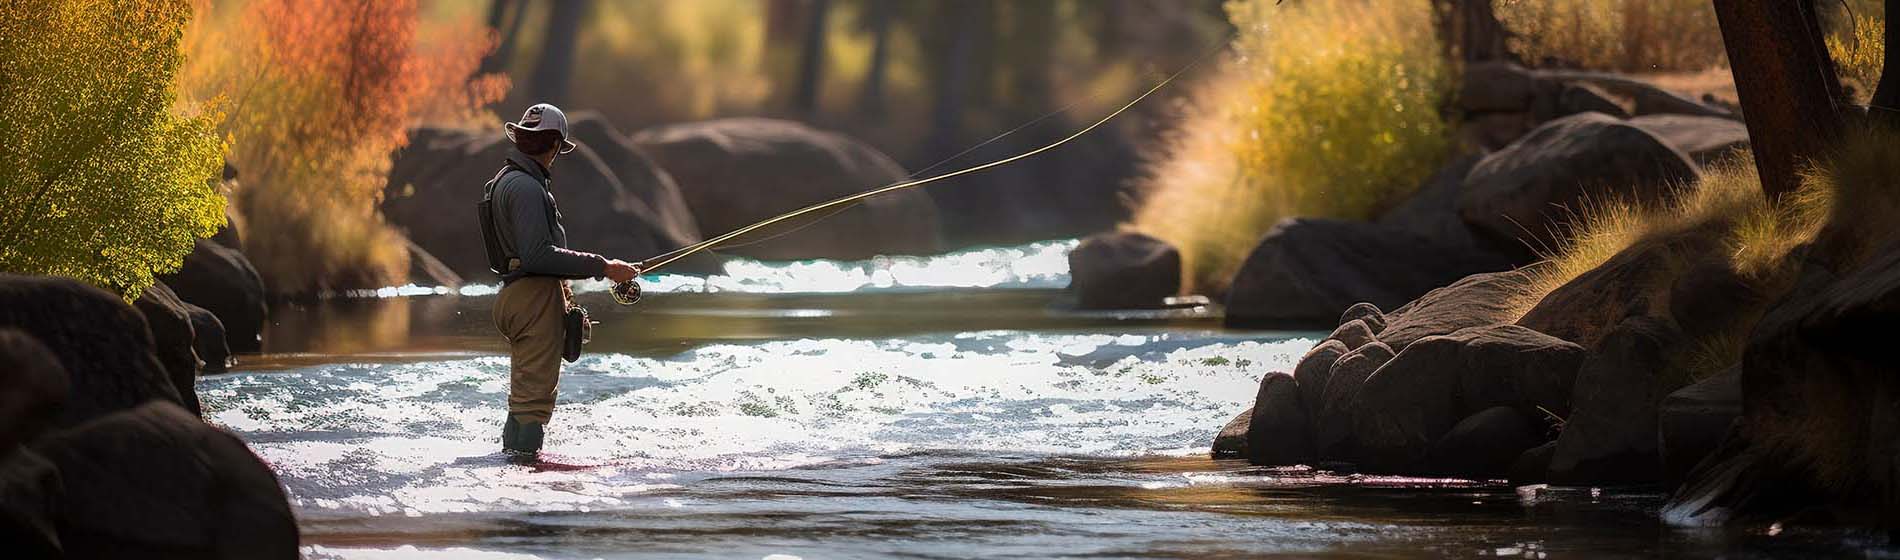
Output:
[504, 103, 578, 154]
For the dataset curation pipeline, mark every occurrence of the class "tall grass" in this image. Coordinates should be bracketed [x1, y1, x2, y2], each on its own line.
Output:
[1129, 0, 1452, 294]
[1496, 0, 1726, 72]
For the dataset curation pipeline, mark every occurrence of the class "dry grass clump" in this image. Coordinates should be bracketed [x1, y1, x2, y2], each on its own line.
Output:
[1497, 0, 1726, 72]
[1129, 0, 1452, 294]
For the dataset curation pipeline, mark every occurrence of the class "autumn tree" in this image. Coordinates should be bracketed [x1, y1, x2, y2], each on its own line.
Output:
[0, 0, 226, 297]
[185, 0, 506, 294]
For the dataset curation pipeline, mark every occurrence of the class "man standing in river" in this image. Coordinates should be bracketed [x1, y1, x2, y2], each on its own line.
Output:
[481, 103, 642, 456]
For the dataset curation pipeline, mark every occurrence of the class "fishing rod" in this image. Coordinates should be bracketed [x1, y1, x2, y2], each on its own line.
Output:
[611, 33, 1232, 306]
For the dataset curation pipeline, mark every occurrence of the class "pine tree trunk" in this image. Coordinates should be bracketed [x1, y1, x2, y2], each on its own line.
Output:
[1712, 0, 1845, 201]
[857, 0, 892, 118]
[529, 0, 590, 106]
[791, 0, 832, 116]
[478, 0, 526, 76]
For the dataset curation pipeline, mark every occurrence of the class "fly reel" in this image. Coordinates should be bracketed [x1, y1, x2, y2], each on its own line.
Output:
[611, 279, 642, 305]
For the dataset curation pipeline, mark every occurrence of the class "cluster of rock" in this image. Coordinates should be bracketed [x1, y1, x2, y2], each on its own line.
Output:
[0, 275, 297, 557]
[1069, 62, 1748, 318]
[384, 114, 946, 280]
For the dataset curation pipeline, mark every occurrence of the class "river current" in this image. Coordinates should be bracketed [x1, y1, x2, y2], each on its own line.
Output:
[197, 241, 1885, 558]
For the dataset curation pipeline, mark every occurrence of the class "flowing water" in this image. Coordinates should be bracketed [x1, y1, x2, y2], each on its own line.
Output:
[199, 241, 1890, 559]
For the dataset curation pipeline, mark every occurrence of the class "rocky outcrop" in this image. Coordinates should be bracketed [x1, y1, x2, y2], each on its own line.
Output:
[1459, 112, 1699, 259]
[1211, 407, 1251, 459]
[384, 116, 705, 280]
[0, 328, 67, 449]
[133, 283, 202, 417]
[1429, 406, 1542, 478]
[1313, 341, 1395, 458]
[1660, 366, 1741, 485]
[1455, 62, 1736, 152]
[185, 302, 231, 375]
[1378, 270, 1538, 351]
[1628, 115, 1751, 167]
[160, 238, 267, 354]
[0, 275, 182, 427]
[34, 402, 299, 559]
[1518, 228, 1723, 348]
[633, 118, 942, 260]
[1224, 218, 1515, 328]
[1547, 317, 1686, 484]
[1350, 325, 1584, 471]
[1066, 232, 1180, 309]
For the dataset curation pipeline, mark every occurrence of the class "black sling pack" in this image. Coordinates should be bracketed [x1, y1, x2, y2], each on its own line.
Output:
[477, 163, 519, 277]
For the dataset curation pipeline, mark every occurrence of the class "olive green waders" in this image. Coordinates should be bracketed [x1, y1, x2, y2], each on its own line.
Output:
[492, 276, 569, 453]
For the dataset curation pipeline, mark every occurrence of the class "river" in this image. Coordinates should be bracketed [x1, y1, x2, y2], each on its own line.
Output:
[196, 241, 1884, 558]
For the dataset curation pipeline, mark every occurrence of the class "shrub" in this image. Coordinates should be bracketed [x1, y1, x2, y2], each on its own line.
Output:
[1827, 14, 1886, 104]
[1129, 0, 1452, 294]
[183, 0, 506, 294]
[1496, 0, 1726, 72]
[0, 0, 226, 298]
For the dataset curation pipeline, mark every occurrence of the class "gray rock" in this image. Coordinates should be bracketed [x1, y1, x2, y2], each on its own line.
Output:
[1351, 325, 1584, 471]
[35, 402, 299, 559]
[1379, 270, 1538, 352]
[1224, 218, 1514, 328]
[1509, 441, 1558, 486]
[0, 450, 61, 557]
[1377, 156, 1495, 252]
[1293, 339, 1351, 430]
[1314, 341, 1395, 458]
[133, 283, 201, 417]
[385, 117, 707, 280]
[1660, 365, 1740, 485]
[634, 117, 942, 260]
[1628, 114, 1751, 167]
[159, 239, 267, 353]
[1429, 406, 1543, 479]
[1519, 227, 1723, 348]
[0, 275, 181, 428]
[1549, 317, 1686, 484]
[183, 303, 231, 374]
[1459, 62, 1540, 113]
[0, 328, 68, 449]
[1555, 83, 1630, 119]
[1066, 232, 1180, 309]
[1339, 303, 1387, 335]
[1211, 407, 1251, 459]
[1245, 372, 1312, 466]
[1458, 112, 1698, 258]
[1326, 320, 1377, 352]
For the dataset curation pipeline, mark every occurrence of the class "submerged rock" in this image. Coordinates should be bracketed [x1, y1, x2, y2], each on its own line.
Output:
[160, 238, 267, 354]
[1224, 218, 1514, 328]
[633, 117, 942, 260]
[1458, 112, 1698, 259]
[1066, 232, 1181, 309]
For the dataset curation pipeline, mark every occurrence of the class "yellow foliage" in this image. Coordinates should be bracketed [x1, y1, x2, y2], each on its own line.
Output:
[1128, 0, 1452, 294]
[1497, 0, 1726, 72]
[1827, 15, 1887, 104]
[0, 0, 227, 298]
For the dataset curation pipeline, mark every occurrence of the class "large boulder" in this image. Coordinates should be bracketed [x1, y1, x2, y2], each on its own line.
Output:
[1350, 325, 1585, 471]
[33, 401, 299, 558]
[1377, 156, 1500, 253]
[1659, 365, 1741, 485]
[184, 303, 231, 375]
[1291, 339, 1351, 430]
[384, 117, 705, 280]
[160, 238, 267, 354]
[1548, 317, 1687, 484]
[1313, 341, 1395, 458]
[0, 329, 69, 555]
[1244, 372, 1312, 466]
[1067, 232, 1180, 309]
[1518, 227, 1723, 348]
[1428, 406, 1543, 479]
[0, 275, 182, 427]
[632, 118, 942, 260]
[1628, 115, 1751, 167]
[1224, 218, 1515, 328]
[1458, 112, 1699, 259]
[1210, 407, 1252, 459]
[1377, 269, 1539, 352]
[133, 283, 202, 417]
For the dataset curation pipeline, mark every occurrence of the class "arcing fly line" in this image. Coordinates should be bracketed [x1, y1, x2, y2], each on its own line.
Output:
[613, 31, 1235, 305]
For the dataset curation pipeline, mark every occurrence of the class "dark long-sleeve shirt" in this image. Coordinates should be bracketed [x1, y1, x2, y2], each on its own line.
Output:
[490, 150, 608, 282]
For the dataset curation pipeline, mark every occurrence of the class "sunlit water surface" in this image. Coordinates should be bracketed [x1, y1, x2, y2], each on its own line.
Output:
[205, 242, 1888, 558]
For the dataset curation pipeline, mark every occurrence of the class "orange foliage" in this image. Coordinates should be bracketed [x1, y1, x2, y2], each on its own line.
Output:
[184, 0, 507, 294]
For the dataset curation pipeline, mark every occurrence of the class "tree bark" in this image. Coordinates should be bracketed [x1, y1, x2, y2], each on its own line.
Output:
[857, 0, 892, 117]
[1712, 0, 1846, 201]
[1432, 0, 1514, 63]
[478, 0, 527, 76]
[529, 0, 590, 106]
[791, 0, 832, 116]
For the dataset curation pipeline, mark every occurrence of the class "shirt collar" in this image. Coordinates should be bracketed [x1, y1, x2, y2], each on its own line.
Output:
[506, 149, 552, 184]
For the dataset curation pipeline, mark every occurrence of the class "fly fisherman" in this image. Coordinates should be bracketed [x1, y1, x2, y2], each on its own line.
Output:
[482, 103, 642, 456]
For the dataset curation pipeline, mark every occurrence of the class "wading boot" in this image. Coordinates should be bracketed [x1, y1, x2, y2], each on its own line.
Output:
[502, 415, 546, 460]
